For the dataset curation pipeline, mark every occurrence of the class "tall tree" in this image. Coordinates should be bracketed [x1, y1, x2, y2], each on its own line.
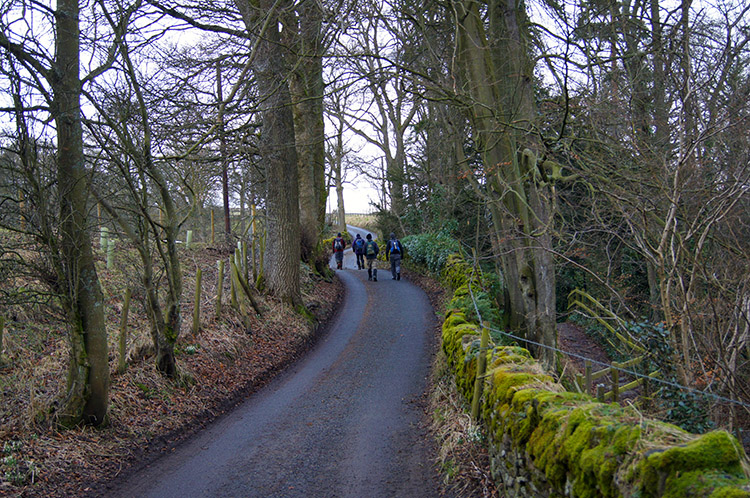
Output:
[451, 0, 557, 368]
[0, 0, 115, 425]
[342, 3, 421, 224]
[54, 0, 110, 423]
[234, 0, 302, 306]
[87, 29, 187, 377]
[283, 1, 327, 262]
[216, 60, 233, 247]
[325, 87, 351, 234]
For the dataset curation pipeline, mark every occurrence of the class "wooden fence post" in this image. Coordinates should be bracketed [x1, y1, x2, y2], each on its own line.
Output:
[597, 385, 606, 402]
[585, 360, 592, 395]
[216, 260, 225, 319]
[242, 240, 248, 282]
[118, 288, 131, 374]
[471, 322, 491, 421]
[192, 267, 202, 336]
[612, 362, 620, 403]
[230, 258, 237, 310]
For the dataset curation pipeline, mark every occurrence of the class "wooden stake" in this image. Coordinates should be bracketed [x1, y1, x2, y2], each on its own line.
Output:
[612, 362, 620, 403]
[242, 240, 248, 282]
[231, 258, 262, 316]
[585, 360, 592, 395]
[230, 258, 237, 310]
[216, 260, 225, 319]
[471, 322, 491, 420]
[192, 267, 202, 336]
[118, 288, 131, 374]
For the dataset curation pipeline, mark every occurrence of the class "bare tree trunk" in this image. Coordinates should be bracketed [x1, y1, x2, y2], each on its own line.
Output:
[454, 0, 557, 368]
[217, 61, 232, 247]
[336, 162, 346, 233]
[236, 0, 301, 306]
[55, 0, 109, 426]
[286, 1, 326, 261]
[119, 37, 183, 377]
[327, 93, 348, 234]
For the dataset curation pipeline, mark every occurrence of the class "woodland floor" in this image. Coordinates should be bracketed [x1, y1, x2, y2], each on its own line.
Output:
[0, 243, 615, 498]
[0, 245, 345, 497]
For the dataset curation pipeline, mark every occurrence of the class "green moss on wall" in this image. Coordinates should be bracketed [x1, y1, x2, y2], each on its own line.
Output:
[442, 254, 476, 290]
[438, 252, 750, 497]
[632, 430, 749, 497]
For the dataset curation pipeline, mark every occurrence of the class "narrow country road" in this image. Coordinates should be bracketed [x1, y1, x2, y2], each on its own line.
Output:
[105, 228, 446, 497]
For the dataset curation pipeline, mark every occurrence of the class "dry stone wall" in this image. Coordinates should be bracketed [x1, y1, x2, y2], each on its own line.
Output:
[439, 254, 750, 497]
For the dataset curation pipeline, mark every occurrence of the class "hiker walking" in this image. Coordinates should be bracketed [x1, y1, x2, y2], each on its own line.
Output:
[386, 232, 403, 281]
[364, 234, 379, 281]
[352, 233, 365, 270]
[332, 232, 346, 270]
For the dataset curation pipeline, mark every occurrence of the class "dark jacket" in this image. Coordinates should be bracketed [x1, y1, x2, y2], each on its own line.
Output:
[364, 240, 379, 259]
[353, 236, 366, 255]
[386, 238, 403, 261]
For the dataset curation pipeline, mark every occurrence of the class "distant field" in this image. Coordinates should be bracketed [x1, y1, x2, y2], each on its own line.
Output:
[345, 214, 378, 233]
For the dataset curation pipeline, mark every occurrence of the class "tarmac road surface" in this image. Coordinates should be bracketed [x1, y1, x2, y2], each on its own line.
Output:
[105, 229, 445, 497]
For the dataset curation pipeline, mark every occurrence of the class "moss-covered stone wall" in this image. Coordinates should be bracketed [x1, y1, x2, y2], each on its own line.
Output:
[439, 255, 750, 497]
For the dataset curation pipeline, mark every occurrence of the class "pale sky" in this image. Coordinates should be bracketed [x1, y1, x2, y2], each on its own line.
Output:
[327, 179, 379, 215]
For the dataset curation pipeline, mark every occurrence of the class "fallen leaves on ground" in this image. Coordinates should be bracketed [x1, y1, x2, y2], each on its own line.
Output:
[0, 246, 341, 498]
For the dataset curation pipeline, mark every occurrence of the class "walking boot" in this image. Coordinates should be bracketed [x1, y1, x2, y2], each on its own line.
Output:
[368, 269, 372, 281]
[397, 272, 400, 281]
[373, 269, 377, 282]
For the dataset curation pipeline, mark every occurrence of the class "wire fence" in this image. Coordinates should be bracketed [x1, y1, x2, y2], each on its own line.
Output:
[464, 263, 750, 412]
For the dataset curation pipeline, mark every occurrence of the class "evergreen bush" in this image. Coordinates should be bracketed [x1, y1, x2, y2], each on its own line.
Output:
[401, 232, 461, 275]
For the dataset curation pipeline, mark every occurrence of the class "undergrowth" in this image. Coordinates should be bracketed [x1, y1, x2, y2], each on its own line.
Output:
[430, 349, 498, 498]
[568, 313, 715, 434]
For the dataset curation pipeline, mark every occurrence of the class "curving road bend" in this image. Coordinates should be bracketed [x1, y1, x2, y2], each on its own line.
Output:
[106, 228, 445, 497]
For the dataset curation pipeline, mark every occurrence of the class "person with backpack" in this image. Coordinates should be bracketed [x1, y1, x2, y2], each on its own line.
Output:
[386, 232, 403, 281]
[332, 232, 346, 270]
[352, 233, 366, 270]
[364, 233, 379, 281]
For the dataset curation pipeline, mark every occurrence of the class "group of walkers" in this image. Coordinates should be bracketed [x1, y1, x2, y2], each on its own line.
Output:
[331, 231, 403, 282]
